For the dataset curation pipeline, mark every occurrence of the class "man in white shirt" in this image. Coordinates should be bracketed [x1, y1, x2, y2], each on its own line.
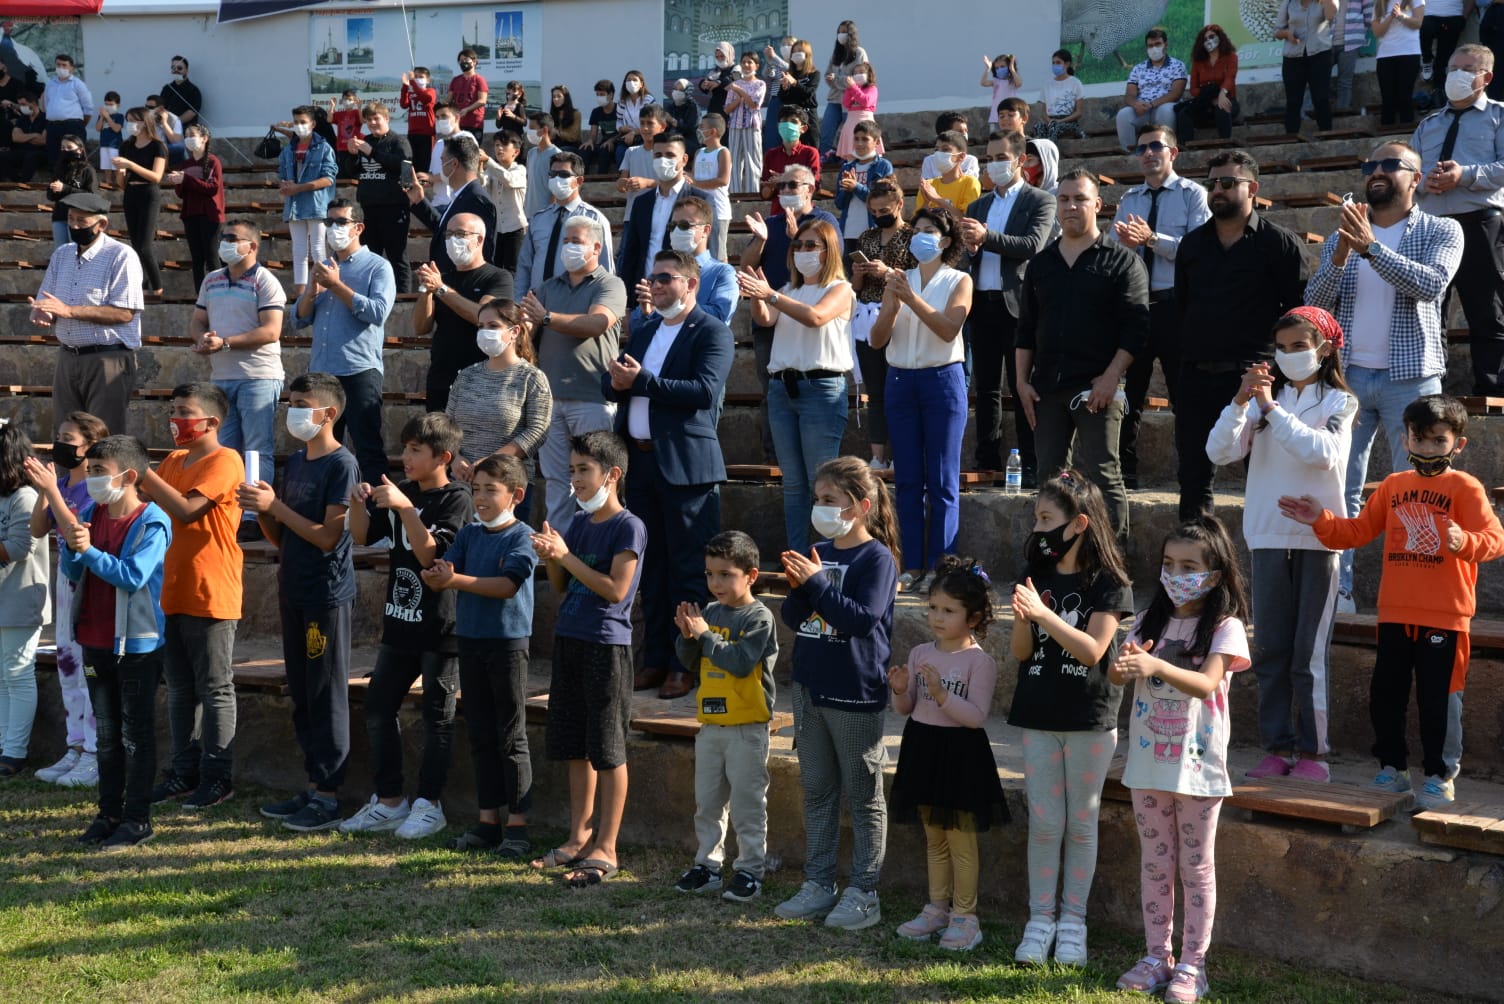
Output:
[41, 52, 92, 172]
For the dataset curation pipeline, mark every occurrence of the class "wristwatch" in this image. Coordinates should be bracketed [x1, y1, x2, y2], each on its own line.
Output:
[1145, 232, 1159, 250]
[541, 311, 553, 327]
[1360, 241, 1378, 260]
[435, 284, 449, 299]
[768, 291, 780, 306]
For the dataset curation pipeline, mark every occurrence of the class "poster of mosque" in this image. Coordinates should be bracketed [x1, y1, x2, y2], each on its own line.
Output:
[662, 0, 790, 99]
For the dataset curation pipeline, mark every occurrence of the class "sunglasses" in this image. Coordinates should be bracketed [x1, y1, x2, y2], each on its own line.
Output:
[324, 218, 355, 228]
[547, 170, 577, 179]
[647, 272, 686, 285]
[1134, 141, 1168, 155]
[791, 240, 824, 251]
[776, 181, 806, 191]
[669, 220, 706, 230]
[1206, 177, 1252, 191]
[1361, 158, 1418, 176]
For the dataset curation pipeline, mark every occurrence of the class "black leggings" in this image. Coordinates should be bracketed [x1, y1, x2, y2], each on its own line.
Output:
[1283, 50, 1333, 133]
[183, 215, 221, 295]
[1376, 54, 1421, 125]
[123, 184, 162, 292]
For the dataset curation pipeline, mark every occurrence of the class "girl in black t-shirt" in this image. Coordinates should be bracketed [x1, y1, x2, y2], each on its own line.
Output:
[113, 107, 169, 296]
[1006, 470, 1133, 969]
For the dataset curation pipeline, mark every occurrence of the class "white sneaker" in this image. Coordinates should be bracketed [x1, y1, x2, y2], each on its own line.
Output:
[394, 797, 447, 839]
[58, 751, 99, 788]
[1014, 917, 1056, 964]
[36, 748, 81, 784]
[1054, 918, 1089, 965]
[339, 795, 410, 833]
[823, 886, 881, 930]
[1370, 765, 1412, 793]
[1414, 775, 1456, 811]
[1335, 590, 1356, 614]
[867, 458, 891, 472]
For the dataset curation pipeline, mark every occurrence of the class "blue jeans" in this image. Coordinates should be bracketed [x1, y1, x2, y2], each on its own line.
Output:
[51, 221, 67, 248]
[762, 93, 783, 152]
[768, 376, 848, 553]
[818, 102, 845, 156]
[217, 377, 283, 514]
[1340, 366, 1442, 594]
[886, 363, 966, 571]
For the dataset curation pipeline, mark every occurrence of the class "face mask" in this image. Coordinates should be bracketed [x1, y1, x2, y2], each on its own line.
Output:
[671, 89, 686, 102]
[625, 79, 642, 95]
[1028, 523, 1073, 564]
[69, 224, 99, 248]
[1051, 63, 1067, 78]
[524, 127, 540, 145]
[778, 121, 802, 144]
[1204, 37, 1219, 52]
[596, 95, 610, 107]
[1446, 68, 1480, 103]
[55, 67, 70, 80]
[908, 231, 943, 263]
[86, 473, 124, 506]
[460, 61, 474, 71]
[171, 72, 184, 83]
[1023, 162, 1044, 186]
[987, 160, 1017, 186]
[344, 99, 358, 108]
[51, 441, 83, 469]
[927, 151, 957, 175]
[549, 176, 576, 201]
[561, 242, 593, 272]
[169, 417, 210, 446]
[184, 137, 205, 155]
[1147, 46, 1165, 61]
[476, 327, 514, 358]
[414, 77, 428, 88]
[793, 250, 823, 276]
[1160, 568, 1219, 606]
[715, 56, 731, 69]
[477, 507, 514, 529]
[1409, 451, 1455, 477]
[652, 155, 680, 181]
[61, 148, 80, 160]
[1275, 348, 1320, 382]
[435, 119, 456, 136]
[811, 504, 854, 539]
[122, 121, 140, 139]
[576, 480, 612, 513]
[657, 297, 687, 320]
[285, 407, 326, 442]
[850, 72, 868, 86]
[325, 224, 353, 252]
[218, 240, 247, 266]
[994, 66, 1009, 79]
[780, 44, 793, 59]
[446, 235, 475, 266]
[871, 210, 898, 229]
[104, 103, 118, 113]
[792, 51, 807, 66]
[836, 31, 850, 44]
[779, 192, 805, 211]
[669, 226, 699, 253]
[293, 122, 313, 138]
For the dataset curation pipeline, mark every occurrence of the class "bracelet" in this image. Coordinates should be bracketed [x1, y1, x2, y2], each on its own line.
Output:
[1259, 400, 1278, 415]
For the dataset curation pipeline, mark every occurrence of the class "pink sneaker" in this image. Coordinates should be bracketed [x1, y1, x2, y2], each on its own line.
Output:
[1164, 962, 1208, 1003]
[1288, 758, 1331, 782]
[896, 902, 949, 940]
[1245, 754, 1293, 779]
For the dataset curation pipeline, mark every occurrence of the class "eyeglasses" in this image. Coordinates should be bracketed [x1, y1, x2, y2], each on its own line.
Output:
[669, 220, 706, 230]
[648, 272, 686, 285]
[324, 218, 355, 228]
[1134, 141, 1168, 155]
[1361, 158, 1418, 176]
[791, 240, 824, 251]
[444, 231, 482, 240]
[776, 181, 806, 191]
[1206, 177, 1253, 191]
[547, 170, 577, 179]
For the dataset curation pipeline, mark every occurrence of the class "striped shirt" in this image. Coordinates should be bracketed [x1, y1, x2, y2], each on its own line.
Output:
[198, 262, 287, 382]
[37, 234, 144, 348]
[1336, 0, 1373, 50]
[444, 360, 553, 463]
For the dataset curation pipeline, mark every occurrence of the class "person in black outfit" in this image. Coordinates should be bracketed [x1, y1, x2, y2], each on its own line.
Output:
[5, 91, 45, 182]
[407, 132, 498, 270]
[1172, 149, 1305, 520]
[47, 133, 96, 247]
[114, 107, 169, 296]
[160, 55, 202, 127]
[351, 101, 414, 292]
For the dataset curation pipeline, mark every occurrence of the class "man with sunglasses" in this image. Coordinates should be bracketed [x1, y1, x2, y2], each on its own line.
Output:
[515, 150, 614, 296]
[630, 196, 737, 328]
[1173, 149, 1304, 521]
[1110, 124, 1210, 490]
[1305, 142, 1463, 612]
[616, 132, 715, 292]
[603, 250, 734, 698]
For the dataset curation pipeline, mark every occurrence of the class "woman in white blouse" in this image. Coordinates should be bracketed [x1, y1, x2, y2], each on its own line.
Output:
[739, 218, 855, 553]
[869, 208, 973, 590]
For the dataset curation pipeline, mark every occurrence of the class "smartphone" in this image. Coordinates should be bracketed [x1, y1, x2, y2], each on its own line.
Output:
[399, 159, 416, 190]
[850, 251, 871, 265]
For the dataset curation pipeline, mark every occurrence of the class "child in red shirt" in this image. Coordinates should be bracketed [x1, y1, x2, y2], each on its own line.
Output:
[330, 89, 363, 179]
[400, 67, 438, 171]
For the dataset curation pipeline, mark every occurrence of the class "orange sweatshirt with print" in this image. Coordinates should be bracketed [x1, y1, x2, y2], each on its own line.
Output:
[1312, 468, 1504, 632]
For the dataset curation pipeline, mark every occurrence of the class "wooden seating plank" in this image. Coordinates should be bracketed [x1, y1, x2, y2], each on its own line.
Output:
[1413, 802, 1504, 855]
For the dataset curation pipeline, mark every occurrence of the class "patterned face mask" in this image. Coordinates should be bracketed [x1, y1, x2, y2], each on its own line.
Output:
[1160, 568, 1217, 607]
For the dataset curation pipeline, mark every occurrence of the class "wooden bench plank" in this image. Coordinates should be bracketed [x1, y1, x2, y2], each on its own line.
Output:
[631, 708, 794, 739]
[1333, 612, 1504, 654]
[1413, 802, 1504, 855]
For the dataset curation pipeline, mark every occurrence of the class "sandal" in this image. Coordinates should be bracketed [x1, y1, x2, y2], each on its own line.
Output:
[529, 846, 584, 870]
[1117, 954, 1175, 993]
[1164, 962, 1208, 1003]
[497, 836, 532, 859]
[563, 858, 619, 887]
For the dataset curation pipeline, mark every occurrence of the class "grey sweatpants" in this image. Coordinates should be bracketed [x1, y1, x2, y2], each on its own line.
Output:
[1250, 548, 1338, 756]
[694, 721, 771, 878]
[793, 684, 887, 891]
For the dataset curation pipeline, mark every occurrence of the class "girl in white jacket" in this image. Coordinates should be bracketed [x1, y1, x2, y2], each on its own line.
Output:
[1205, 306, 1355, 783]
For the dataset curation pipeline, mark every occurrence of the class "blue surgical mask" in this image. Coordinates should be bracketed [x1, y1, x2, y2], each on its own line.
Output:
[908, 232, 943, 264]
[1051, 64, 1067, 78]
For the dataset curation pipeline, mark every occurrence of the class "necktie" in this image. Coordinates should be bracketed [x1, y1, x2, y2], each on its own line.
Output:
[1439, 107, 1472, 162]
[1141, 187, 1163, 269]
[543, 207, 565, 281]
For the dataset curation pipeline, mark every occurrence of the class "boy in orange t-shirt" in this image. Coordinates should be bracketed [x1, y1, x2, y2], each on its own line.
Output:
[139, 382, 245, 810]
[1281, 395, 1504, 811]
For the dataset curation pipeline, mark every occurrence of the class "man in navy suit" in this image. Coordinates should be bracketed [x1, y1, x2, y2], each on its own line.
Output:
[616, 133, 715, 292]
[603, 249, 734, 699]
[407, 132, 498, 270]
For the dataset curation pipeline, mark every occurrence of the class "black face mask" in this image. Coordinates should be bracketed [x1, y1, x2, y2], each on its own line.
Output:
[460, 61, 474, 71]
[1028, 523, 1073, 564]
[69, 224, 100, 248]
[1409, 451, 1454, 478]
[51, 440, 83, 468]
[871, 211, 899, 229]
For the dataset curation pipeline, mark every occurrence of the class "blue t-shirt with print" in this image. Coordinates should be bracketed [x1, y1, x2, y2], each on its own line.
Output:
[444, 518, 537, 643]
[555, 508, 646, 647]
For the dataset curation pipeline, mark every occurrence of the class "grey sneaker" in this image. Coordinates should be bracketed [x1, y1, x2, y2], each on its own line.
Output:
[282, 795, 343, 832]
[823, 886, 881, 930]
[1370, 765, 1412, 793]
[1413, 775, 1455, 811]
[773, 879, 839, 920]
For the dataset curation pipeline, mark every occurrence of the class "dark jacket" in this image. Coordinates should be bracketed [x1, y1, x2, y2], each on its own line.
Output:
[411, 178, 498, 269]
[616, 180, 715, 292]
[963, 183, 1058, 318]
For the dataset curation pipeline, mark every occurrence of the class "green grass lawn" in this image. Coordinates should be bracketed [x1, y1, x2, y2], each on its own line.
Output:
[0, 780, 1470, 1003]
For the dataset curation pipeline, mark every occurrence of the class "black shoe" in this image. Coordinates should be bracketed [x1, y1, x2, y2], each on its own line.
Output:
[260, 789, 311, 820]
[100, 820, 154, 852]
[76, 815, 117, 846]
[236, 520, 264, 543]
[722, 869, 762, 903]
[282, 795, 342, 832]
[150, 771, 198, 804]
[674, 863, 723, 894]
[183, 776, 234, 809]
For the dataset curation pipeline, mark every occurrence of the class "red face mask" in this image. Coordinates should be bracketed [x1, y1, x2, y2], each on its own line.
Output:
[1022, 162, 1044, 187]
[169, 417, 210, 446]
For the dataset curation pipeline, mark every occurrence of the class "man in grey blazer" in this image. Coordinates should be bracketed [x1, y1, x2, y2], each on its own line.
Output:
[959, 130, 1057, 481]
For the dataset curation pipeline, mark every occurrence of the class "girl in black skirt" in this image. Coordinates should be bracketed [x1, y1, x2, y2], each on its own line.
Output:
[887, 555, 1009, 951]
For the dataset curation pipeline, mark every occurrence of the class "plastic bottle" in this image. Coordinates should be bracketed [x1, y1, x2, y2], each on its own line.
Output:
[1005, 449, 1022, 495]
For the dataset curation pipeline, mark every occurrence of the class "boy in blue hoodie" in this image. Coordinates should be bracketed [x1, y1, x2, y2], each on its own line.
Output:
[59, 435, 171, 852]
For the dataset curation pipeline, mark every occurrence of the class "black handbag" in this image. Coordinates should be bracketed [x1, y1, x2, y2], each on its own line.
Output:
[253, 128, 282, 161]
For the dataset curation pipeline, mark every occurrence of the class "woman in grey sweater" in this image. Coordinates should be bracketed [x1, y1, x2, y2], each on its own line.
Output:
[0, 427, 51, 776]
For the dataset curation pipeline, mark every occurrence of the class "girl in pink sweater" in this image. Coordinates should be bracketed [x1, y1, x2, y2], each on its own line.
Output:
[837, 61, 882, 160]
[887, 555, 1008, 951]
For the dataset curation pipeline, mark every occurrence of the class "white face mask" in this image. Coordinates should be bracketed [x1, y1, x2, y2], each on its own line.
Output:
[576, 480, 612, 513]
[560, 241, 593, 272]
[55, 66, 70, 80]
[435, 119, 457, 136]
[1147, 45, 1165, 61]
[793, 250, 823, 276]
[446, 234, 475, 266]
[811, 504, 854, 539]
[548, 176, 576, 201]
[218, 240, 247, 266]
[184, 137, 205, 155]
[1446, 67, 1481, 103]
[86, 473, 125, 507]
[652, 155, 680, 181]
[477, 507, 514, 529]
[669, 226, 699, 253]
[104, 103, 118, 114]
[476, 326, 514, 358]
[1275, 348, 1321, 382]
[671, 89, 686, 102]
[927, 151, 957, 175]
[293, 122, 313, 138]
[850, 72, 868, 86]
[171, 72, 184, 83]
[715, 56, 731, 69]
[1204, 36, 1219, 52]
[524, 127, 541, 145]
[657, 297, 687, 320]
[413, 77, 428, 88]
[285, 407, 325, 442]
[596, 95, 610, 107]
[625, 79, 642, 95]
[325, 223, 354, 252]
[836, 31, 850, 44]
[779, 192, 805, 211]
[791, 51, 807, 66]
[122, 121, 140, 139]
[987, 160, 1016, 186]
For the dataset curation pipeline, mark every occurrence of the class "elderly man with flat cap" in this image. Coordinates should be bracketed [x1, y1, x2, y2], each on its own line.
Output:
[29, 191, 144, 434]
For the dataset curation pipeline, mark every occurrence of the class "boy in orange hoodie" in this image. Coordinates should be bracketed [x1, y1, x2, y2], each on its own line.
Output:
[1281, 395, 1504, 810]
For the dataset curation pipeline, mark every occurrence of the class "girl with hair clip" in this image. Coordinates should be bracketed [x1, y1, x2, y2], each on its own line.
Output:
[1207, 306, 1354, 783]
[1007, 469, 1134, 967]
[775, 456, 899, 931]
[1111, 516, 1251, 1003]
[887, 555, 1008, 951]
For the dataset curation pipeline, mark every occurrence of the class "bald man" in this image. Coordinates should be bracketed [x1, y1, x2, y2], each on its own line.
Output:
[412, 210, 515, 412]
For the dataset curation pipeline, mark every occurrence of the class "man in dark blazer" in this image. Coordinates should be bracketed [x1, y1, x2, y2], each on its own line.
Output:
[958, 129, 1057, 483]
[407, 131, 498, 270]
[616, 132, 715, 293]
[602, 249, 734, 699]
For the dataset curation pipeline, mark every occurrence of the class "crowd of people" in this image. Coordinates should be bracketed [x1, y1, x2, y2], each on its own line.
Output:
[1, 19, 1504, 1004]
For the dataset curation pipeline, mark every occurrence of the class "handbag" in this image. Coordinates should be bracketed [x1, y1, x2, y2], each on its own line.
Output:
[253, 128, 282, 161]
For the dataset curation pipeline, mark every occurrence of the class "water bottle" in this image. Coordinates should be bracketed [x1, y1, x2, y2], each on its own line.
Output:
[1004, 449, 1022, 495]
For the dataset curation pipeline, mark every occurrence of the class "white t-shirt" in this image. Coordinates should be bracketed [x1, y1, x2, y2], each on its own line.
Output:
[627, 318, 685, 438]
[693, 146, 731, 221]
[1427, 0, 1464, 15]
[1121, 615, 1251, 798]
[483, 160, 528, 233]
[1041, 75, 1086, 119]
[1376, 13, 1422, 58]
[1347, 218, 1408, 370]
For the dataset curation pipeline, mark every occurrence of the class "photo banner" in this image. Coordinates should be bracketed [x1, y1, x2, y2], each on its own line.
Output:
[662, 0, 789, 100]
